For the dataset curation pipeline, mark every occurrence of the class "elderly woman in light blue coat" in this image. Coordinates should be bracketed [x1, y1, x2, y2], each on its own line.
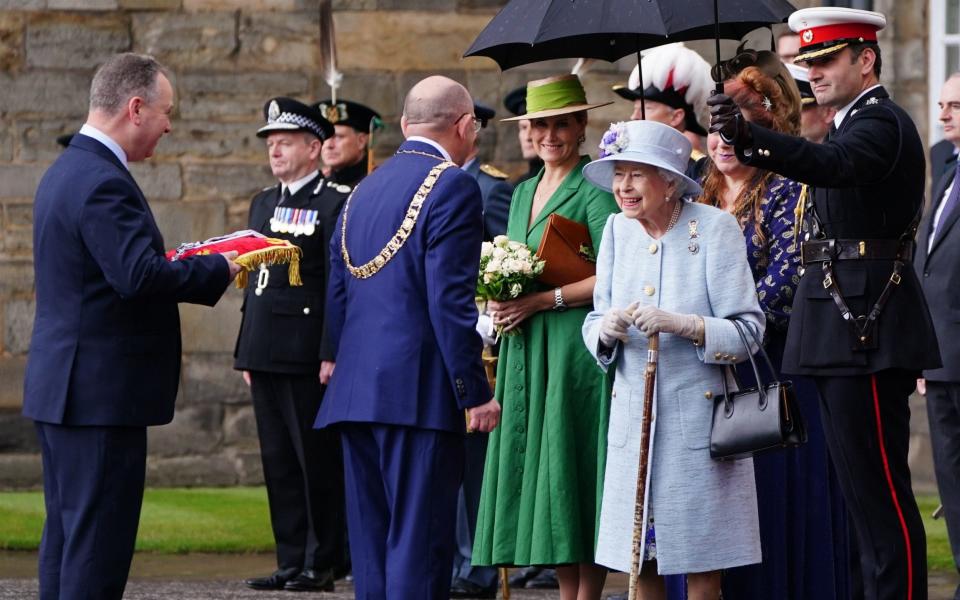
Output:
[581, 121, 764, 600]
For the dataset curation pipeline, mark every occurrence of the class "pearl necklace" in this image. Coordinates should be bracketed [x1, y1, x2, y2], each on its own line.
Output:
[665, 199, 684, 232]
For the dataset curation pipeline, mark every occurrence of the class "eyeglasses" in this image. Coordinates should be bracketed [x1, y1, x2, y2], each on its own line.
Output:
[455, 112, 483, 133]
[711, 48, 783, 83]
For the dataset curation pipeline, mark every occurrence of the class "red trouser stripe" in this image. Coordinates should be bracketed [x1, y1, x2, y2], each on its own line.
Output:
[870, 374, 913, 600]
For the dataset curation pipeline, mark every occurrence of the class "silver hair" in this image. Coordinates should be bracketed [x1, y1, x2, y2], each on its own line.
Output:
[89, 53, 166, 115]
[655, 166, 684, 198]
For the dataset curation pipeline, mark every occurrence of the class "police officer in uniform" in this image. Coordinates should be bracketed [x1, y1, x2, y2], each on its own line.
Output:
[709, 8, 940, 600]
[235, 97, 350, 593]
[313, 99, 381, 188]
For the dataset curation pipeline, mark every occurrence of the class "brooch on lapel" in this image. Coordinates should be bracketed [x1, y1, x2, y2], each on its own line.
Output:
[687, 219, 700, 254]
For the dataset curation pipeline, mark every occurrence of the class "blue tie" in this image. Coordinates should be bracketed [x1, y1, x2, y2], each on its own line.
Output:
[933, 161, 960, 241]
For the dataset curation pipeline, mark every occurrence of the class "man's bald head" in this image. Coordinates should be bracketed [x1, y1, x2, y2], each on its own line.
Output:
[400, 75, 477, 166]
[402, 76, 473, 132]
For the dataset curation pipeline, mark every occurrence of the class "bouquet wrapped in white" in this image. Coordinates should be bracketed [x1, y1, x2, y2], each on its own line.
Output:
[476, 235, 545, 336]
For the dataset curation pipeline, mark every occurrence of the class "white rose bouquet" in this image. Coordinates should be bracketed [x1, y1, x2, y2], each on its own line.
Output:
[476, 235, 545, 336]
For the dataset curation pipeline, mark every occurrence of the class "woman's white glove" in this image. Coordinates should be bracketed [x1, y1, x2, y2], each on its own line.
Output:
[632, 305, 701, 339]
[599, 302, 639, 347]
[476, 313, 497, 346]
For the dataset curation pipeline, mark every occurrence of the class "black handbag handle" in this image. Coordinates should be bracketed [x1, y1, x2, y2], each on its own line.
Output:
[735, 319, 778, 380]
[719, 319, 772, 410]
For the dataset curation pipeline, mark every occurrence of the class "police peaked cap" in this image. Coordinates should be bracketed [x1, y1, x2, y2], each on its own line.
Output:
[312, 99, 381, 134]
[257, 97, 334, 140]
[473, 100, 495, 128]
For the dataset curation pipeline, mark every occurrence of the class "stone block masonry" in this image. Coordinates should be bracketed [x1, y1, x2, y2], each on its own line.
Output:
[0, 0, 936, 490]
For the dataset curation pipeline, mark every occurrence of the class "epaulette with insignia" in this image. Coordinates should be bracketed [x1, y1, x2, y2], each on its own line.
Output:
[327, 180, 352, 194]
[690, 149, 706, 162]
[262, 184, 277, 192]
[865, 97, 880, 106]
[480, 164, 508, 179]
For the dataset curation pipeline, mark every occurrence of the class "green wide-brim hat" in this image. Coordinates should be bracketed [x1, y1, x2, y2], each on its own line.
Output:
[502, 74, 612, 122]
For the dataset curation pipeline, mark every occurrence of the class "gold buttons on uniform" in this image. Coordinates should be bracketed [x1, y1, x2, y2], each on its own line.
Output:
[303, 307, 311, 315]
[644, 285, 655, 296]
[704, 391, 713, 399]
[649, 243, 658, 254]
[714, 352, 722, 360]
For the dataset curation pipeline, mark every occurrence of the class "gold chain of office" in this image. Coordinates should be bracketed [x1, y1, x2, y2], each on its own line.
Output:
[341, 158, 456, 279]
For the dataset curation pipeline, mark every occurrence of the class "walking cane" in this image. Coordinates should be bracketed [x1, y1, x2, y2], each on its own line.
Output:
[627, 333, 659, 600]
[500, 568, 510, 599]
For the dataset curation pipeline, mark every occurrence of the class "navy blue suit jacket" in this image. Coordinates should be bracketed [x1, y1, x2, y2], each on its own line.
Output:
[463, 160, 513, 240]
[23, 134, 230, 426]
[316, 139, 491, 433]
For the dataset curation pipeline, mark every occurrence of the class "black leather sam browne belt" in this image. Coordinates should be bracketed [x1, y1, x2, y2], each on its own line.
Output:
[800, 238, 914, 351]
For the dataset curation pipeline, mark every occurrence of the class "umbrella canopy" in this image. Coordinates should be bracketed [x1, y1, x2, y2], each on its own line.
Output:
[465, 0, 796, 71]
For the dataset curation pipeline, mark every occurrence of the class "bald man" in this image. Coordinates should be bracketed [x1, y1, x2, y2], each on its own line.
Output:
[315, 76, 501, 600]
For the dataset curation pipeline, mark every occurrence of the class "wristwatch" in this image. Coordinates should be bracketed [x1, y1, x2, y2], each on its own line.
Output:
[553, 287, 568, 312]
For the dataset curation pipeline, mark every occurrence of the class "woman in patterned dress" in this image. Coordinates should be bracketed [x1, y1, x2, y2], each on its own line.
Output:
[698, 53, 852, 600]
[472, 75, 620, 600]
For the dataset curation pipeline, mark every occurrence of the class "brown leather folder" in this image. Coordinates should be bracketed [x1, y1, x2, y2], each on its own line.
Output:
[535, 213, 596, 287]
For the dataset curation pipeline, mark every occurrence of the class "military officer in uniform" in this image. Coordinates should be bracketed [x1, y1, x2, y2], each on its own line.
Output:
[463, 101, 513, 241]
[611, 43, 713, 179]
[235, 97, 350, 593]
[503, 86, 543, 186]
[709, 8, 940, 600]
[313, 99, 381, 188]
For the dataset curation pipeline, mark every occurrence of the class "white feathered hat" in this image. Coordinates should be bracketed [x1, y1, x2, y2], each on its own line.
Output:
[611, 43, 713, 137]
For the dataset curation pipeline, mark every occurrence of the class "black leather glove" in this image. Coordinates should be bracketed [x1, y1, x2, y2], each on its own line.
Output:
[707, 92, 753, 149]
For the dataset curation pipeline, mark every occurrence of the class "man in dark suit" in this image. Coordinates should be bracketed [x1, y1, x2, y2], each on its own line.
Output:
[710, 8, 940, 600]
[23, 53, 238, 600]
[503, 86, 543, 186]
[931, 138, 958, 183]
[314, 99, 381, 189]
[316, 75, 501, 600]
[916, 73, 960, 600]
[235, 97, 350, 593]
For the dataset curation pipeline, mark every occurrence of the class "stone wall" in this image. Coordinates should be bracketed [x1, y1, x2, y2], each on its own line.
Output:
[0, 0, 938, 491]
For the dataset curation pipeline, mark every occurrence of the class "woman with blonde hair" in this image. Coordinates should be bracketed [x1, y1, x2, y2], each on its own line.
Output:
[701, 50, 852, 600]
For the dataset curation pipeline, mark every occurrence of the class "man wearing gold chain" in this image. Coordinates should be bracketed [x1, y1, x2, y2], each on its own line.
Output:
[314, 75, 501, 600]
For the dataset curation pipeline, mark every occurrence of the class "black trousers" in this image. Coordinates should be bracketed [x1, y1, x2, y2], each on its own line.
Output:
[35, 422, 146, 600]
[815, 370, 927, 600]
[925, 381, 960, 600]
[250, 371, 346, 573]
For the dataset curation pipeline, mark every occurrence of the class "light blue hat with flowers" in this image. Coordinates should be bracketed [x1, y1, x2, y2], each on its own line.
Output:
[582, 120, 702, 197]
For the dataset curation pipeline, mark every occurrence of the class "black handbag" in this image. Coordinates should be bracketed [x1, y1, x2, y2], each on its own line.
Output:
[709, 319, 807, 460]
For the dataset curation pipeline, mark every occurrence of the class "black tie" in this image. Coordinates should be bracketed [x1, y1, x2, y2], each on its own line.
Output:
[280, 187, 291, 206]
[827, 123, 837, 141]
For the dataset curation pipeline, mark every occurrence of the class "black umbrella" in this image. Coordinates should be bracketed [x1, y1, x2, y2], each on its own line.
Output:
[465, 0, 796, 110]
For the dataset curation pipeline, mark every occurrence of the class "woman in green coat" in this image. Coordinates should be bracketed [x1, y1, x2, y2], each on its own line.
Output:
[473, 75, 619, 600]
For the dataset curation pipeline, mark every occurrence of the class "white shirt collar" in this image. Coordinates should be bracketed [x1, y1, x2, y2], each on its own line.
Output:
[78, 123, 128, 170]
[461, 157, 477, 172]
[282, 170, 320, 197]
[405, 136, 453, 162]
[833, 84, 883, 130]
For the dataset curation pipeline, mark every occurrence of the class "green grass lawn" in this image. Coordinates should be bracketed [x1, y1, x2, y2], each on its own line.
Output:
[0, 487, 954, 569]
[0, 487, 274, 553]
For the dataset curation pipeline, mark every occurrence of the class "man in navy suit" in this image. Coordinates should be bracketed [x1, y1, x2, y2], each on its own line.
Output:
[316, 75, 501, 599]
[916, 73, 960, 600]
[23, 53, 239, 600]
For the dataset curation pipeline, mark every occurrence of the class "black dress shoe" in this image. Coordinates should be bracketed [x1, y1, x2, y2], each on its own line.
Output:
[284, 569, 335, 592]
[508, 566, 541, 588]
[244, 568, 300, 590]
[449, 577, 497, 599]
[525, 567, 559, 589]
